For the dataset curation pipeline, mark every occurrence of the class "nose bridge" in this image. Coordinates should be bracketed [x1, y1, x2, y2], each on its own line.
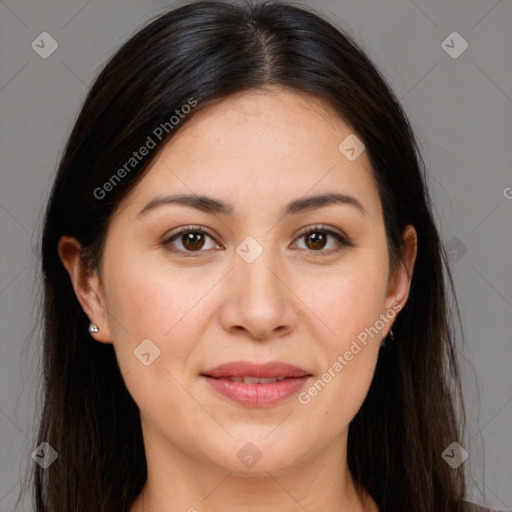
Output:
[219, 235, 297, 338]
[236, 236, 285, 307]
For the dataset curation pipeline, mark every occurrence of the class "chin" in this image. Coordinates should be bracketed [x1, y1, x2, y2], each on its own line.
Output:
[198, 433, 310, 475]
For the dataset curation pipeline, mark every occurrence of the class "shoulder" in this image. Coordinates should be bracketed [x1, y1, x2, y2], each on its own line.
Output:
[463, 501, 509, 512]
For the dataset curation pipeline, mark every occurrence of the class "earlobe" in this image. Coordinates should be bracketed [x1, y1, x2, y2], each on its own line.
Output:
[58, 235, 112, 344]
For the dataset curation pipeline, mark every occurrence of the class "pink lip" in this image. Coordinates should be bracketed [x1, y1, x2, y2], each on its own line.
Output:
[202, 361, 310, 379]
[201, 361, 312, 407]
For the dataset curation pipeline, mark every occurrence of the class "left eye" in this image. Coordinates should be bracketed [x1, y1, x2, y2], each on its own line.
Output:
[291, 228, 346, 253]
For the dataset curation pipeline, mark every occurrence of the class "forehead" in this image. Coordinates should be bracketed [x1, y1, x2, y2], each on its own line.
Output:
[116, 88, 382, 222]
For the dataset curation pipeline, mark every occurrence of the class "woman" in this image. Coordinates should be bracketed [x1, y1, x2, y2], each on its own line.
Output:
[35, 1, 495, 511]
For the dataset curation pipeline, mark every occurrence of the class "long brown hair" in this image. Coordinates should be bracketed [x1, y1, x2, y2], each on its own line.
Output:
[33, 1, 468, 510]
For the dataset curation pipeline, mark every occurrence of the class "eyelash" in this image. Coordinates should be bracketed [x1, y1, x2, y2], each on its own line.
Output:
[162, 224, 351, 258]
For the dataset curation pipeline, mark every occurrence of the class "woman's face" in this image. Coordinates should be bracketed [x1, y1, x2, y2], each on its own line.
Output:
[62, 87, 416, 477]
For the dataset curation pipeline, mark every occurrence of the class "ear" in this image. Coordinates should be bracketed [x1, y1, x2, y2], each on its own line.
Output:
[384, 224, 418, 315]
[58, 235, 112, 344]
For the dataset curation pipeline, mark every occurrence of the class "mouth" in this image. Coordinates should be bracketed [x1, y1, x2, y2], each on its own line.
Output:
[200, 361, 312, 407]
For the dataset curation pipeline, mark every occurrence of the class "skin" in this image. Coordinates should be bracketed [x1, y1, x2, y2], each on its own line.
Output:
[59, 87, 417, 512]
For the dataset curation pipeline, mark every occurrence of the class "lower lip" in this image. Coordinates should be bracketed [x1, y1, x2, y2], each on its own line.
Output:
[202, 376, 311, 407]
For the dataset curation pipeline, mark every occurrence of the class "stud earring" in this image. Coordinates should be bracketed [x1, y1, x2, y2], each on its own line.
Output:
[380, 329, 394, 348]
[88, 323, 99, 334]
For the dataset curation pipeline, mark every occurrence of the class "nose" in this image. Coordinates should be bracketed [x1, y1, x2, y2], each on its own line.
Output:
[218, 248, 298, 340]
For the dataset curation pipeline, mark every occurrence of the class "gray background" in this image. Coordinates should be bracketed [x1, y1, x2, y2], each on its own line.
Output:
[0, 0, 511, 510]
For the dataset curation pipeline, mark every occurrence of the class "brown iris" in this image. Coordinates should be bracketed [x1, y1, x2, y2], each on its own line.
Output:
[181, 232, 206, 251]
[304, 232, 327, 250]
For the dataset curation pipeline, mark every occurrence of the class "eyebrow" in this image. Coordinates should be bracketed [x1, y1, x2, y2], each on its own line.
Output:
[137, 192, 367, 218]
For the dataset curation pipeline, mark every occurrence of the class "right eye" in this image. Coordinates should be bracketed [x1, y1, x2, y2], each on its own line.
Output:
[162, 226, 223, 256]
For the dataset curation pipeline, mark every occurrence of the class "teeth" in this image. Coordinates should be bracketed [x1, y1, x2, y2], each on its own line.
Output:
[223, 376, 290, 384]
[244, 376, 262, 384]
[259, 377, 278, 384]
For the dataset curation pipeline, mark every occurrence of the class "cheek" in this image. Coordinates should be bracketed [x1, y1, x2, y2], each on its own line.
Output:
[298, 293, 381, 434]
[104, 270, 200, 420]
[305, 251, 389, 344]
[103, 239, 203, 339]
[296, 253, 387, 421]
[102, 248, 218, 391]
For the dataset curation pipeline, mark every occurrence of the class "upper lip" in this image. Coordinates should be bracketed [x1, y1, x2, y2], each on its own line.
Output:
[202, 361, 311, 379]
